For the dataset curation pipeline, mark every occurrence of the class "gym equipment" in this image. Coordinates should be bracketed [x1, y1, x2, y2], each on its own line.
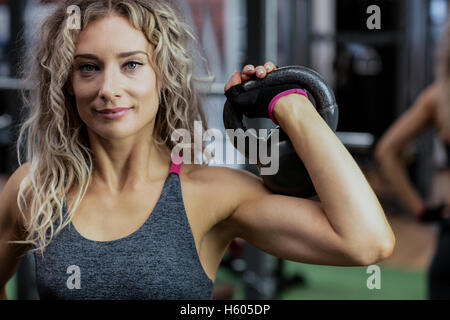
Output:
[223, 66, 339, 198]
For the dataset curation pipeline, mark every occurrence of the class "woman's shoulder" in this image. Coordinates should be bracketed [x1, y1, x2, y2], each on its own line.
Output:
[423, 82, 447, 114]
[403, 82, 441, 127]
[0, 162, 31, 228]
[184, 164, 263, 187]
[427, 82, 450, 133]
[183, 164, 271, 207]
[1, 162, 31, 200]
[413, 82, 440, 112]
[181, 164, 273, 231]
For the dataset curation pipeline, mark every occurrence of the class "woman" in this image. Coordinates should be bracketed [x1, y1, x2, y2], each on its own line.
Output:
[375, 19, 450, 299]
[0, 0, 394, 300]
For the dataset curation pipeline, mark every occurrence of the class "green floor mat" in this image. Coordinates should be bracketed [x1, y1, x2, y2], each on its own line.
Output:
[215, 260, 427, 300]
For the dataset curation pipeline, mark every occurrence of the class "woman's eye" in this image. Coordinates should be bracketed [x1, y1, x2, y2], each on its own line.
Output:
[125, 61, 142, 71]
[78, 64, 97, 72]
[76, 61, 142, 74]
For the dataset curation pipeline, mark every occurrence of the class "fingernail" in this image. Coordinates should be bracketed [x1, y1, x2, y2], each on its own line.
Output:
[265, 64, 272, 71]
[246, 65, 254, 71]
[256, 68, 265, 76]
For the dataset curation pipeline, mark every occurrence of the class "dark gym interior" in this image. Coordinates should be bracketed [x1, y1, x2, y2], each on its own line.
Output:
[0, 0, 449, 300]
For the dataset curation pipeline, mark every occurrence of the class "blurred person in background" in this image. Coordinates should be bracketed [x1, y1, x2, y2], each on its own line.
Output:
[375, 18, 450, 300]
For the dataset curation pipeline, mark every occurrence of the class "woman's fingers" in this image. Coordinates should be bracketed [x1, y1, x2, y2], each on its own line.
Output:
[264, 61, 277, 72]
[242, 64, 255, 75]
[255, 66, 266, 78]
[255, 62, 276, 78]
[224, 62, 278, 92]
[241, 64, 255, 82]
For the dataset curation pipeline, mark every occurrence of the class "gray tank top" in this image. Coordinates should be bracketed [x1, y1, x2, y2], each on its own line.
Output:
[33, 162, 214, 300]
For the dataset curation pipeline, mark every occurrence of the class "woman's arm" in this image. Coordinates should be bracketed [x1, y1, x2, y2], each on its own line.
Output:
[374, 84, 439, 217]
[0, 164, 31, 300]
[221, 67, 395, 266]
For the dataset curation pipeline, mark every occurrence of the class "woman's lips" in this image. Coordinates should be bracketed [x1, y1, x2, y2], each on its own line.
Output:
[96, 107, 133, 120]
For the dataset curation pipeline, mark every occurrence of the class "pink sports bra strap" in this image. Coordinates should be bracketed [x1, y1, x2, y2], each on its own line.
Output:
[169, 155, 183, 174]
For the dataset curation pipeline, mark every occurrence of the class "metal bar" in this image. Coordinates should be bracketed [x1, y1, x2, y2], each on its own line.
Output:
[292, 0, 311, 67]
[0, 77, 30, 90]
[264, 0, 278, 63]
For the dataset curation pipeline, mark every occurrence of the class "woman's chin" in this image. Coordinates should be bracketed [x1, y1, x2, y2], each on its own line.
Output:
[88, 126, 139, 142]
[89, 122, 155, 143]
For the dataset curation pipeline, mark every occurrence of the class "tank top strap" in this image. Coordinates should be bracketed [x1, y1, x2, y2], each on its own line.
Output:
[169, 155, 183, 175]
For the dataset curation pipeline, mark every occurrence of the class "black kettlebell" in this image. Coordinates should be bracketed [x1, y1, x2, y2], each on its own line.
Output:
[223, 65, 339, 198]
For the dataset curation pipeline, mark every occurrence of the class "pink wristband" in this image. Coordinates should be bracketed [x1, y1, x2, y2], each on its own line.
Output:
[268, 89, 309, 125]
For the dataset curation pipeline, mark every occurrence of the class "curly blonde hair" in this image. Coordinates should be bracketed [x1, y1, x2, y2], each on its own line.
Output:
[435, 17, 450, 140]
[13, 0, 213, 254]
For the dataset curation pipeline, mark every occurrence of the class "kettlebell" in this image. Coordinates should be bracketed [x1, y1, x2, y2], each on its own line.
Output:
[223, 65, 339, 198]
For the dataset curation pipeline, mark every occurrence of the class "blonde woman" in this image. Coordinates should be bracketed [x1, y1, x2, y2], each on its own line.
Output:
[0, 0, 394, 300]
[375, 19, 450, 299]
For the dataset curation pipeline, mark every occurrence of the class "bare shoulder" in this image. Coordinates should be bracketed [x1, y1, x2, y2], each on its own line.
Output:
[7, 162, 31, 184]
[412, 82, 450, 134]
[183, 164, 272, 220]
[401, 83, 438, 120]
[0, 163, 31, 227]
[186, 164, 270, 195]
[375, 83, 440, 154]
[0, 163, 32, 292]
[422, 82, 440, 98]
[418, 82, 441, 114]
[429, 82, 448, 121]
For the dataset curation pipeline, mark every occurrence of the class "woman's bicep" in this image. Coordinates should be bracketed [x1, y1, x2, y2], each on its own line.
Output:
[230, 194, 357, 265]
[224, 171, 360, 266]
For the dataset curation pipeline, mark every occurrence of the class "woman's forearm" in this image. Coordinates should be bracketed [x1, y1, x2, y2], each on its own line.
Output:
[377, 152, 424, 217]
[273, 94, 394, 256]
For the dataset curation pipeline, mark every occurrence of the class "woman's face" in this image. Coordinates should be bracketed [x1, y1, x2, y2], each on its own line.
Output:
[70, 14, 159, 141]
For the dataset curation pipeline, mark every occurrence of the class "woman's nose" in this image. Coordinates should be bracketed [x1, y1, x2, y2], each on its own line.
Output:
[98, 66, 121, 101]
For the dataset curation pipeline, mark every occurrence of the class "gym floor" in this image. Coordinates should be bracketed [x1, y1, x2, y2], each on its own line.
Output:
[0, 159, 442, 300]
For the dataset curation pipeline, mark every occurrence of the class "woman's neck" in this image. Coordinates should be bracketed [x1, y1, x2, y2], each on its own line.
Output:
[89, 135, 171, 194]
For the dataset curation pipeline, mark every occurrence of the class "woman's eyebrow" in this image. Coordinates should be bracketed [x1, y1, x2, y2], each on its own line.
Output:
[74, 51, 148, 60]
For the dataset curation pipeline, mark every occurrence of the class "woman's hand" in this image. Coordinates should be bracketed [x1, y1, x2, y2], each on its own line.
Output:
[224, 62, 277, 92]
